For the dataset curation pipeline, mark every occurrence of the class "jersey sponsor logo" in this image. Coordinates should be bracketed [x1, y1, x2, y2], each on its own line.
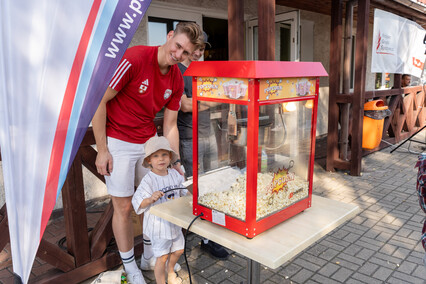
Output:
[164, 89, 172, 100]
[139, 79, 149, 94]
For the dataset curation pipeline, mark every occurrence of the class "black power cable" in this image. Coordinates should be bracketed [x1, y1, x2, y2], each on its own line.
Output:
[183, 213, 203, 284]
[162, 187, 188, 194]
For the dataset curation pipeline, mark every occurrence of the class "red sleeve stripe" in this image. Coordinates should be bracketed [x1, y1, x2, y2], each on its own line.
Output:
[109, 59, 131, 89]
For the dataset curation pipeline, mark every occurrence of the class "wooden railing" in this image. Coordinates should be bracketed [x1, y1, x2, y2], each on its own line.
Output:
[329, 84, 426, 173]
[364, 85, 426, 152]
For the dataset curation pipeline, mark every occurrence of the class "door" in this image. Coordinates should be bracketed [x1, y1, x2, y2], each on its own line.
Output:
[246, 11, 300, 61]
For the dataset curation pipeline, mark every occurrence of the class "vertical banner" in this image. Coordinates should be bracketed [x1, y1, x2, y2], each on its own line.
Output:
[0, 0, 151, 282]
[371, 9, 426, 78]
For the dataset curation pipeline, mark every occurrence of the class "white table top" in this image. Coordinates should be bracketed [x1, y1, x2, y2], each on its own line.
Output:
[150, 195, 359, 269]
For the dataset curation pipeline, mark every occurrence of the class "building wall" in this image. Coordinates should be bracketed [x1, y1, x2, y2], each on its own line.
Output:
[0, 1, 381, 209]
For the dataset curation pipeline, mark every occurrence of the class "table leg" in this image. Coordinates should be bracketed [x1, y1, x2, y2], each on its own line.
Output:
[246, 259, 260, 284]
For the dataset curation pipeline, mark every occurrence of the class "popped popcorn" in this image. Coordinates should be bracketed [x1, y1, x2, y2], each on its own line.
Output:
[198, 172, 309, 220]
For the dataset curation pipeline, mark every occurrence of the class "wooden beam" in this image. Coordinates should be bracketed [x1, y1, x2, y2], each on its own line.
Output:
[276, 0, 331, 15]
[364, 88, 402, 99]
[258, 0, 275, 60]
[340, 0, 355, 160]
[80, 128, 96, 147]
[0, 205, 9, 252]
[336, 94, 354, 103]
[228, 0, 244, 60]
[384, 95, 402, 139]
[89, 203, 114, 260]
[36, 239, 75, 273]
[333, 159, 351, 170]
[393, 74, 401, 89]
[415, 87, 426, 127]
[62, 151, 91, 266]
[326, 0, 343, 171]
[32, 250, 121, 284]
[80, 146, 106, 183]
[350, 0, 370, 176]
[32, 237, 144, 284]
[342, 2, 354, 93]
[403, 94, 414, 130]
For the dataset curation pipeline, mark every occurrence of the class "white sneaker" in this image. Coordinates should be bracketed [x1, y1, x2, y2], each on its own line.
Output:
[172, 262, 181, 272]
[140, 256, 156, 270]
[127, 270, 146, 284]
[140, 256, 181, 272]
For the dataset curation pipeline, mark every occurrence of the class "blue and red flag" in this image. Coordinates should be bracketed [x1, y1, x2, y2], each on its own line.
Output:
[0, 0, 151, 282]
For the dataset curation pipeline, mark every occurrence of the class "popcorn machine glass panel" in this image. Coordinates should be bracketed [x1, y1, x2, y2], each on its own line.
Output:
[197, 102, 248, 221]
[256, 101, 313, 220]
[196, 100, 313, 222]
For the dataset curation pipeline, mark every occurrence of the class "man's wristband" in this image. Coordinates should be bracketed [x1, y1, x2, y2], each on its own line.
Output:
[173, 159, 181, 165]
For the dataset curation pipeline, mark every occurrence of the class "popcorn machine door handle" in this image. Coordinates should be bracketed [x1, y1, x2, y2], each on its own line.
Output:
[288, 160, 294, 170]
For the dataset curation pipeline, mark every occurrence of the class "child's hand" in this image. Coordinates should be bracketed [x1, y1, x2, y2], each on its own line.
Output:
[150, 191, 164, 204]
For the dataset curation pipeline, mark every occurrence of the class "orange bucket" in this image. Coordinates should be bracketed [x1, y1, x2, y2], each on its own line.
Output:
[362, 100, 388, 150]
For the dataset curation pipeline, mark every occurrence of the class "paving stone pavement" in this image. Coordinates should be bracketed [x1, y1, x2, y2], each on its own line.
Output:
[139, 141, 425, 284]
[1, 138, 425, 284]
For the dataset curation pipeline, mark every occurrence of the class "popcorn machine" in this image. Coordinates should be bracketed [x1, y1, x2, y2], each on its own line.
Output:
[184, 61, 328, 238]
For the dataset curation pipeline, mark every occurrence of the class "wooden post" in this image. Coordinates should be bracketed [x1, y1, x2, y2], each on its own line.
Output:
[340, 1, 354, 160]
[228, 0, 244, 60]
[393, 74, 402, 89]
[258, 0, 275, 60]
[351, 0, 370, 175]
[0, 205, 9, 252]
[257, 0, 276, 169]
[326, 0, 343, 171]
[228, 0, 245, 167]
[62, 150, 91, 266]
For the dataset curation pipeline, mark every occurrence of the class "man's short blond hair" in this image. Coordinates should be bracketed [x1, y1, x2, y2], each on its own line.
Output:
[174, 22, 205, 50]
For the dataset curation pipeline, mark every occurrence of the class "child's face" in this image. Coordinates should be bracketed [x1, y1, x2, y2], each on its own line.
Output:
[148, 149, 172, 174]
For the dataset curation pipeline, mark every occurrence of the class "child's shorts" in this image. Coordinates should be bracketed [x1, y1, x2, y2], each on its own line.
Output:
[152, 233, 185, 258]
[105, 137, 150, 197]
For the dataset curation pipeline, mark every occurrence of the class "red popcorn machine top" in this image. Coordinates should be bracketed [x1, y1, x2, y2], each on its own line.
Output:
[184, 61, 328, 238]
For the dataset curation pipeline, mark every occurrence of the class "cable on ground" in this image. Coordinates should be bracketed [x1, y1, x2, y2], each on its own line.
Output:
[183, 213, 203, 284]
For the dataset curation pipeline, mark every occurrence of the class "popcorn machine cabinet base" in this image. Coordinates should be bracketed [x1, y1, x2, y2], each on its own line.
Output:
[184, 61, 328, 238]
[196, 192, 312, 239]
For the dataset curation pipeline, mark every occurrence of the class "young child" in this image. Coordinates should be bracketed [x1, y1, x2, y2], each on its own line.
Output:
[132, 136, 187, 284]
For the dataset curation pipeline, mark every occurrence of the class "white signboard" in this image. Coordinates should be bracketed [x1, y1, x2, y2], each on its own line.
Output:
[371, 9, 426, 78]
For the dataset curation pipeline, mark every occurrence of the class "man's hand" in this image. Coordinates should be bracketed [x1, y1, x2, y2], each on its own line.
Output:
[92, 87, 118, 176]
[173, 162, 185, 176]
[95, 149, 113, 176]
[180, 94, 192, 112]
[172, 158, 184, 175]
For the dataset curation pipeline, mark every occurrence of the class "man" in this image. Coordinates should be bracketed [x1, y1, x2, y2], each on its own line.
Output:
[92, 22, 204, 284]
[177, 33, 218, 177]
[402, 74, 411, 87]
[177, 33, 229, 260]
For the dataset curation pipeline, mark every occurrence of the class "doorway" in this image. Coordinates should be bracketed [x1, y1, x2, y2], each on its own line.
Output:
[246, 11, 300, 61]
[202, 17, 228, 61]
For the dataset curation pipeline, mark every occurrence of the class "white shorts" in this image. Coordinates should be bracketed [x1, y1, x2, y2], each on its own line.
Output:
[105, 137, 150, 197]
[152, 233, 185, 258]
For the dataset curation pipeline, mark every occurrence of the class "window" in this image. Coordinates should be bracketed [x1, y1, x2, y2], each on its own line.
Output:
[374, 73, 393, 89]
[148, 17, 180, 46]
